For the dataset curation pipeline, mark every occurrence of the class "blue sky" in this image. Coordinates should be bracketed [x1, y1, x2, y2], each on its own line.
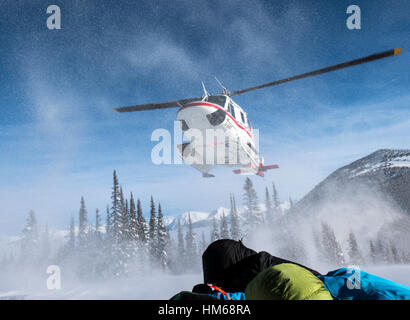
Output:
[0, 0, 409, 235]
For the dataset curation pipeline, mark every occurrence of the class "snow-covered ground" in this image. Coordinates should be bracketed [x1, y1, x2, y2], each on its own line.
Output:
[0, 265, 409, 300]
[0, 271, 202, 300]
[364, 265, 410, 286]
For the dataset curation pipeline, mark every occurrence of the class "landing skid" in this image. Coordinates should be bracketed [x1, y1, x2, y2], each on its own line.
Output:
[202, 173, 215, 178]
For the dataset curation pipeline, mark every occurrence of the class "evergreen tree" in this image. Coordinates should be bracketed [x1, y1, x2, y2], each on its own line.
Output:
[389, 240, 401, 264]
[68, 216, 75, 251]
[105, 205, 111, 236]
[200, 231, 207, 253]
[164, 226, 172, 269]
[136, 198, 148, 245]
[230, 194, 241, 240]
[347, 231, 364, 265]
[369, 240, 377, 263]
[288, 197, 294, 213]
[243, 177, 263, 234]
[177, 218, 185, 265]
[110, 170, 122, 241]
[185, 213, 196, 265]
[118, 188, 130, 241]
[312, 226, 324, 261]
[78, 197, 88, 247]
[21, 210, 39, 262]
[129, 193, 139, 241]
[211, 217, 219, 242]
[117, 188, 124, 240]
[220, 211, 230, 239]
[321, 221, 345, 266]
[272, 182, 281, 219]
[95, 209, 102, 241]
[376, 238, 389, 263]
[157, 203, 168, 269]
[265, 187, 273, 225]
[108, 172, 131, 276]
[87, 223, 94, 242]
[149, 196, 158, 261]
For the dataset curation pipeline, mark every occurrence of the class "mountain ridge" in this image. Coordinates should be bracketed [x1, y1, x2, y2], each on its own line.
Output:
[296, 149, 410, 215]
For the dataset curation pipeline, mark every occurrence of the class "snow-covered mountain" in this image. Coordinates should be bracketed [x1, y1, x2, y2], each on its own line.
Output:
[164, 207, 237, 231]
[342, 149, 410, 179]
[164, 201, 292, 232]
[296, 149, 410, 215]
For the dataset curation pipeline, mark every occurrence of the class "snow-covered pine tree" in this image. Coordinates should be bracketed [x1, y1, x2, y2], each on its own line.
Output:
[369, 240, 377, 264]
[149, 196, 158, 262]
[321, 221, 345, 267]
[177, 218, 185, 268]
[389, 240, 401, 264]
[347, 231, 364, 265]
[157, 203, 168, 270]
[105, 205, 111, 237]
[288, 197, 294, 213]
[78, 197, 88, 247]
[108, 172, 130, 277]
[243, 177, 263, 234]
[230, 194, 241, 240]
[68, 215, 75, 251]
[376, 238, 389, 264]
[136, 199, 148, 244]
[164, 225, 172, 269]
[312, 226, 324, 262]
[110, 170, 122, 241]
[21, 210, 39, 263]
[211, 217, 219, 242]
[265, 187, 273, 225]
[200, 230, 207, 253]
[272, 182, 280, 219]
[220, 211, 230, 239]
[87, 223, 94, 242]
[95, 209, 102, 241]
[129, 193, 139, 242]
[185, 213, 196, 269]
[119, 188, 129, 241]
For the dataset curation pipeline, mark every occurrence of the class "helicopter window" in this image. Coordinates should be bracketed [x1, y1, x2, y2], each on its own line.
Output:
[206, 109, 226, 126]
[179, 119, 189, 131]
[228, 103, 236, 119]
[207, 95, 227, 108]
[240, 112, 246, 124]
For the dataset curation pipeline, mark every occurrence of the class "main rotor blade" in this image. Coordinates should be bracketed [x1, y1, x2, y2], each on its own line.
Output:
[230, 48, 402, 97]
[114, 97, 202, 113]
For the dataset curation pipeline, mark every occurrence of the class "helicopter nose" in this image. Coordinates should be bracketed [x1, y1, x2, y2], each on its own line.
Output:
[177, 102, 222, 130]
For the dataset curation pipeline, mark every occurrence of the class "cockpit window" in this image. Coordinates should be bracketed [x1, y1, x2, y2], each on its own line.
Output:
[240, 112, 246, 124]
[206, 95, 227, 108]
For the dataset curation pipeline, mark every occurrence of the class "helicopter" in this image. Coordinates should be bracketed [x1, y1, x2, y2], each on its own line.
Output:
[114, 48, 401, 178]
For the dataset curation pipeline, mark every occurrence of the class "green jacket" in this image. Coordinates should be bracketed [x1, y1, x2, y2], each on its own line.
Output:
[245, 263, 333, 300]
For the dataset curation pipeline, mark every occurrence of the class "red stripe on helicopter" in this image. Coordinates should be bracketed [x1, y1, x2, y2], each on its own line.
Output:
[178, 102, 254, 140]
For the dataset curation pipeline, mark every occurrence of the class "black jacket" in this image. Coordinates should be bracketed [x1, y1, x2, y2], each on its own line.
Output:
[201, 239, 321, 292]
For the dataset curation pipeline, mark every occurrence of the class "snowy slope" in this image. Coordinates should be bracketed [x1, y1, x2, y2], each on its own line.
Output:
[342, 149, 410, 178]
[297, 149, 410, 215]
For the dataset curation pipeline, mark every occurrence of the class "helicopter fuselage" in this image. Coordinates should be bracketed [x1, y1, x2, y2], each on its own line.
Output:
[176, 95, 262, 177]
